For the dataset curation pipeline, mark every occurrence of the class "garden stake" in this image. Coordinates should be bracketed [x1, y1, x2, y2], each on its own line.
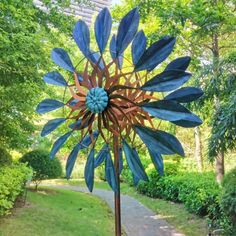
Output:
[113, 134, 121, 236]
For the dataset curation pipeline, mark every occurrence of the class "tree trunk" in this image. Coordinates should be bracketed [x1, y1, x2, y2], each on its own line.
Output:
[194, 126, 203, 172]
[212, 31, 225, 183]
[216, 151, 224, 183]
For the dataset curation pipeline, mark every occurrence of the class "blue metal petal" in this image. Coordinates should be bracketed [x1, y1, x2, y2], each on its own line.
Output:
[66, 143, 81, 179]
[148, 148, 164, 176]
[94, 144, 109, 168]
[132, 30, 146, 65]
[105, 151, 118, 192]
[164, 87, 204, 103]
[134, 37, 176, 72]
[119, 148, 123, 175]
[110, 34, 117, 59]
[135, 125, 185, 156]
[141, 70, 192, 92]
[132, 173, 140, 186]
[116, 8, 139, 56]
[123, 140, 148, 182]
[43, 71, 68, 87]
[110, 35, 123, 69]
[50, 131, 72, 159]
[80, 130, 99, 149]
[95, 7, 112, 53]
[69, 99, 79, 106]
[69, 120, 82, 129]
[171, 117, 202, 127]
[51, 48, 74, 72]
[73, 20, 90, 57]
[41, 118, 66, 137]
[87, 51, 105, 70]
[65, 131, 100, 178]
[84, 148, 95, 192]
[36, 99, 64, 114]
[117, 55, 124, 69]
[165, 56, 191, 71]
[141, 100, 201, 123]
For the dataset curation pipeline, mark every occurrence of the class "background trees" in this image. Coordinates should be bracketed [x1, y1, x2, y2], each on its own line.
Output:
[112, 0, 236, 181]
[0, 0, 81, 150]
[0, 1, 235, 234]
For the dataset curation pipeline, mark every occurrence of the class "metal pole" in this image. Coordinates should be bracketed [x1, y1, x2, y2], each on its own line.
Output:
[113, 135, 121, 236]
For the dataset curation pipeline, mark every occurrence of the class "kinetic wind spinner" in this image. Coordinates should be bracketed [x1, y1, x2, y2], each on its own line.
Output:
[36, 7, 203, 235]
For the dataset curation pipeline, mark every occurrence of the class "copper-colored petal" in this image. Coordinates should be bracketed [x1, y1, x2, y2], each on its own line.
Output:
[74, 73, 87, 96]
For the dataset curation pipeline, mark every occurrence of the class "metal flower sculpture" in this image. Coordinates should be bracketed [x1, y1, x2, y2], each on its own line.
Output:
[36, 7, 203, 235]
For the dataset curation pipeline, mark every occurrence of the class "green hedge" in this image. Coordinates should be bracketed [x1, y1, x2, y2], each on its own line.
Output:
[137, 170, 220, 216]
[221, 167, 236, 235]
[0, 163, 32, 216]
[122, 162, 236, 234]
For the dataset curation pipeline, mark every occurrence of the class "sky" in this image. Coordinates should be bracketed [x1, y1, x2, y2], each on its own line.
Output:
[112, 0, 122, 6]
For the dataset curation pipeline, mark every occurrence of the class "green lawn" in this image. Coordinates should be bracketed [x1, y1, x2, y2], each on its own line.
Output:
[0, 188, 115, 236]
[44, 179, 208, 236]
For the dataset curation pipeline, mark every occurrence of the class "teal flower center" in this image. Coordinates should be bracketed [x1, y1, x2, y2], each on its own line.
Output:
[86, 87, 108, 113]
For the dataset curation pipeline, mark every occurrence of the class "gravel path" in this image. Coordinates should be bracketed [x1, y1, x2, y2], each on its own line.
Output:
[45, 185, 185, 236]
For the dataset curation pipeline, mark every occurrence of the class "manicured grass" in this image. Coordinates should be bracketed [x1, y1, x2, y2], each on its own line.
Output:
[44, 179, 208, 236]
[0, 188, 115, 236]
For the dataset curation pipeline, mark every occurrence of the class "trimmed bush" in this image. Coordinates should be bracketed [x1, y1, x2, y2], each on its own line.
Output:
[0, 163, 32, 216]
[20, 149, 62, 189]
[0, 147, 12, 167]
[222, 167, 236, 221]
[221, 167, 236, 235]
[137, 171, 220, 216]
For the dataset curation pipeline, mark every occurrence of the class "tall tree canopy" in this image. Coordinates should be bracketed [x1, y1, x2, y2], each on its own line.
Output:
[0, 0, 89, 150]
[112, 0, 236, 180]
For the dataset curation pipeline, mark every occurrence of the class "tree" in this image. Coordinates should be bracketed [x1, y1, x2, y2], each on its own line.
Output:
[20, 149, 62, 190]
[208, 53, 236, 163]
[0, 0, 89, 151]
[112, 0, 236, 180]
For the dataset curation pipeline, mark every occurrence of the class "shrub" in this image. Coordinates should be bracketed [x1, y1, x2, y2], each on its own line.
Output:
[0, 163, 32, 216]
[220, 167, 236, 235]
[0, 147, 12, 167]
[20, 149, 62, 189]
[136, 162, 180, 198]
[96, 164, 106, 181]
[137, 171, 220, 216]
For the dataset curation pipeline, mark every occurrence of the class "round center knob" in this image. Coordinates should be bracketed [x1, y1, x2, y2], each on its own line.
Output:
[86, 87, 108, 113]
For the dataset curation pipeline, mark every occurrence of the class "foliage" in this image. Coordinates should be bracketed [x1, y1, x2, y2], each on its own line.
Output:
[136, 171, 220, 216]
[208, 56, 236, 159]
[135, 168, 236, 233]
[209, 93, 236, 159]
[112, 0, 236, 165]
[20, 150, 62, 189]
[221, 167, 236, 234]
[0, 147, 12, 167]
[0, 0, 81, 150]
[0, 163, 32, 216]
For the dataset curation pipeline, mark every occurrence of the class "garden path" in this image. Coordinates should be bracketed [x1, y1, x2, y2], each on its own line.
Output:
[45, 184, 185, 236]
